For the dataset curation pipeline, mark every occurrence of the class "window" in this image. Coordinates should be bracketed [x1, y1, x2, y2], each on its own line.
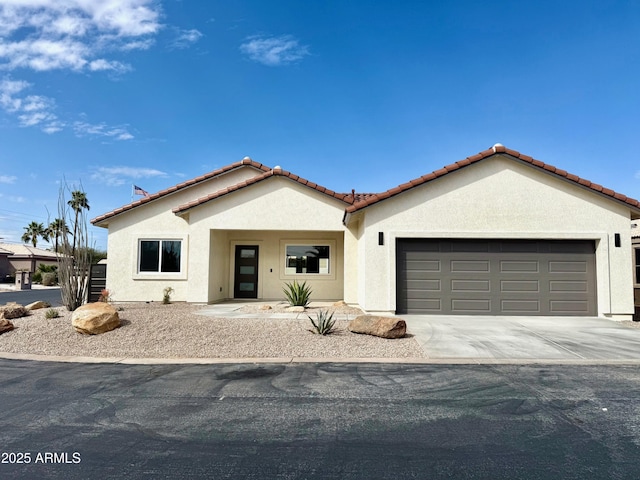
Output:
[139, 240, 181, 273]
[635, 248, 640, 284]
[285, 245, 330, 274]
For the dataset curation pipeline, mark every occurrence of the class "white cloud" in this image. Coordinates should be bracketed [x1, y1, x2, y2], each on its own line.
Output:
[91, 165, 168, 186]
[0, 174, 17, 184]
[0, 76, 61, 132]
[0, 1, 165, 137]
[0, 1, 162, 72]
[240, 34, 309, 66]
[73, 121, 134, 141]
[170, 28, 202, 49]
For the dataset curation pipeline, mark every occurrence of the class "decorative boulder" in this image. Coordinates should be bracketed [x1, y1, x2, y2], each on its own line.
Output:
[72, 302, 120, 335]
[0, 304, 27, 320]
[0, 319, 14, 335]
[25, 301, 49, 311]
[348, 315, 407, 339]
[286, 306, 306, 313]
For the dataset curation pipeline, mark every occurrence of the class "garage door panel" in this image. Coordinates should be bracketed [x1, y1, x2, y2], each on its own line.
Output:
[500, 280, 540, 292]
[549, 280, 588, 292]
[549, 261, 587, 273]
[406, 279, 441, 291]
[500, 260, 539, 273]
[406, 299, 442, 312]
[451, 299, 491, 312]
[451, 279, 490, 292]
[405, 259, 441, 272]
[501, 300, 541, 313]
[549, 300, 591, 315]
[450, 260, 490, 272]
[396, 239, 596, 315]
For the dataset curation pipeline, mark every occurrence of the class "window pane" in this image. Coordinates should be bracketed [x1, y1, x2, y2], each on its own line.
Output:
[161, 241, 181, 273]
[239, 266, 255, 275]
[140, 241, 159, 272]
[285, 245, 330, 274]
[240, 249, 255, 258]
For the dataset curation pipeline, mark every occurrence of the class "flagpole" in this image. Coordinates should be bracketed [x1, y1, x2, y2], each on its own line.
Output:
[131, 184, 134, 203]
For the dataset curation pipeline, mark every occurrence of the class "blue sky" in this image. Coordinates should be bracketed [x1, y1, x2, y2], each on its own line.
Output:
[1, 1, 640, 251]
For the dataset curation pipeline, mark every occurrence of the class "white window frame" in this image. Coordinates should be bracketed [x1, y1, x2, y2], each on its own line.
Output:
[634, 246, 640, 286]
[137, 239, 183, 275]
[284, 244, 331, 275]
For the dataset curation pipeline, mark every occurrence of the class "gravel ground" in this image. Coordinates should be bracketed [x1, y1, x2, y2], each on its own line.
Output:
[0, 303, 425, 359]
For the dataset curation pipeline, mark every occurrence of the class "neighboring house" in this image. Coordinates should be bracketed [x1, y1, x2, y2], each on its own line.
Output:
[91, 144, 640, 319]
[0, 247, 12, 281]
[0, 243, 59, 277]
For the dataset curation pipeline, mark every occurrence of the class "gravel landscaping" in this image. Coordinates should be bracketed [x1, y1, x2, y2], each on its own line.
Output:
[0, 302, 426, 359]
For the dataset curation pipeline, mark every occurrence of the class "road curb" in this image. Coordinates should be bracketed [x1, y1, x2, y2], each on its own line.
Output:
[3, 351, 640, 365]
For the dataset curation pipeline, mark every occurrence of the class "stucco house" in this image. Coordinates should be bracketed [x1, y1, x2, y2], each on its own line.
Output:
[91, 144, 640, 319]
[0, 243, 59, 279]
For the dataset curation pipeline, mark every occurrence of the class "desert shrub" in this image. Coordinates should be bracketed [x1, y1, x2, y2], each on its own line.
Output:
[45, 308, 60, 319]
[42, 272, 57, 286]
[307, 310, 336, 335]
[32, 271, 42, 284]
[163, 287, 174, 304]
[283, 280, 312, 307]
[98, 289, 111, 303]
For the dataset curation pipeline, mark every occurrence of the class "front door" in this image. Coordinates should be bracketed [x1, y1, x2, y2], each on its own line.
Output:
[234, 245, 259, 298]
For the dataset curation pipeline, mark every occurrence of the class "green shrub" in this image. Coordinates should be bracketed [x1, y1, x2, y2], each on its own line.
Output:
[307, 310, 336, 335]
[163, 287, 174, 304]
[32, 271, 42, 283]
[45, 308, 60, 319]
[42, 272, 57, 286]
[283, 280, 312, 307]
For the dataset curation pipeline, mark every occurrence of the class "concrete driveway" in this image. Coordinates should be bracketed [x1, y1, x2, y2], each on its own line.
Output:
[401, 315, 640, 361]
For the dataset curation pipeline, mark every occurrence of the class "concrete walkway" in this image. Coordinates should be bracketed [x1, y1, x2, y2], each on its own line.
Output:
[195, 301, 361, 321]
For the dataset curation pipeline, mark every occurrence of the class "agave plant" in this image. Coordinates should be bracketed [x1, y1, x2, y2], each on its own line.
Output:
[283, 280, 312, 307]
[307, 310, 336, 335]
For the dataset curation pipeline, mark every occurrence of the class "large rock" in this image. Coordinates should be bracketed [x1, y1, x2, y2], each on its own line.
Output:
[0, 319, 14, 335]
[25, 301, 49, 311]
[0, 304, 27, 320]
[72, 302, 120, 335]
[348, 315, 407, 339]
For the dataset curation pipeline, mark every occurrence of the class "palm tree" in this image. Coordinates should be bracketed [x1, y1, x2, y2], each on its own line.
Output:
[68, 190, 89, 257]
[47, 218, 68, 253]
[22, 221, 49, 248]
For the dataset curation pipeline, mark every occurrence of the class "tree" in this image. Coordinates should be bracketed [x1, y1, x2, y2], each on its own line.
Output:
[58, 184, 91, 311]
[68, 190, 89, 257]
[21, 221, 49, 248]
[47, 218, 68, 253]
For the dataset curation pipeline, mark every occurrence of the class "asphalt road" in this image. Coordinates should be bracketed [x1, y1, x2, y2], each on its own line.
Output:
[2, 360, 640, 479]
[0, 287, 62, 307]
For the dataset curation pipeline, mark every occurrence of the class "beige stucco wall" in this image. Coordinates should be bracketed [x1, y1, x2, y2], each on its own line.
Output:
[355, 155, 636, 318]
[205, 230, 344, 302]
[101, 172, 348, 303]
[185, 177, 348, 302]
[102, 166, 264, 302]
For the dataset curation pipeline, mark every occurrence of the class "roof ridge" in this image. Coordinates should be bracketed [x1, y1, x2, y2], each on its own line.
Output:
[173, 167, 352, 214]
[345, 145, 640, 214]
[91, 158, 270, 225]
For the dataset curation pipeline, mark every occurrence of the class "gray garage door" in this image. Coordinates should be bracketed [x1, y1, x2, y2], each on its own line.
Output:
[396, 239, 597, 315]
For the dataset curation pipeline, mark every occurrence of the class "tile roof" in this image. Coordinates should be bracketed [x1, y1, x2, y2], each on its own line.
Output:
[0, 243, 59, 258]
[91, 158, 271, 225]
[172, 167, 355, 214]
[345, 145, 640, 215]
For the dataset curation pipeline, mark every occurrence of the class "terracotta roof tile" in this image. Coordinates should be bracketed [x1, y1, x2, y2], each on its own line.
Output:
[171, 168, 353, 214]
[345, 145, 640, 214]
[91, 159, 271, 224]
